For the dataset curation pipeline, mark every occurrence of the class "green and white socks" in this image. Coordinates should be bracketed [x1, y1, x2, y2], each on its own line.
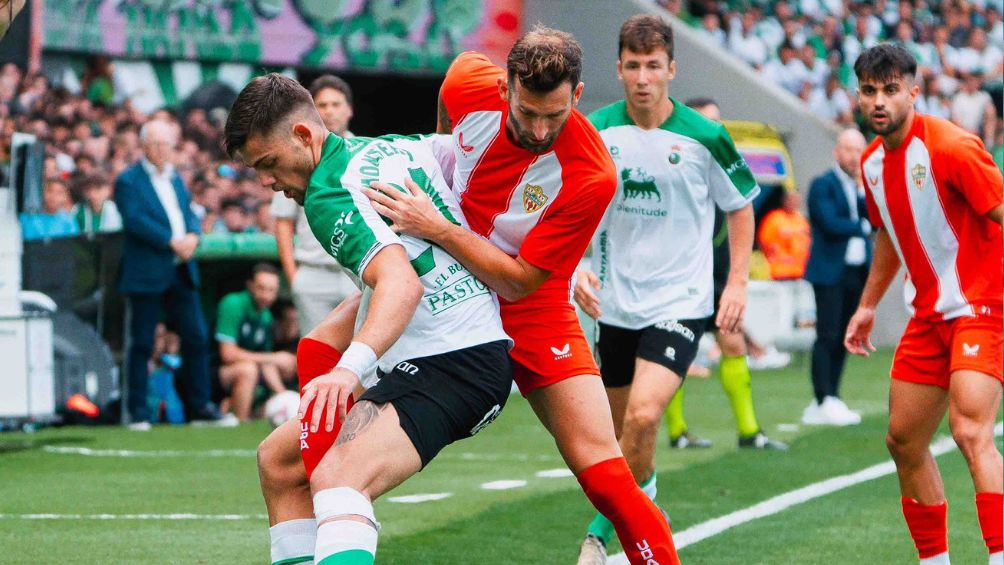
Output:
[586, 472, 658, 545]
[270, 518, 316, 565]
[313, 487, 379, 565]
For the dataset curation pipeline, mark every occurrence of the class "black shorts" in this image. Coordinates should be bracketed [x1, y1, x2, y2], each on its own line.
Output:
[359, 340, 512, 468]
[597, 319, 707, 387]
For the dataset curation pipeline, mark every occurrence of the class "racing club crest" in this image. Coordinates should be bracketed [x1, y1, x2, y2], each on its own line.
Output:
[523, 183, 548, 213]
[911, 164, 927, 190]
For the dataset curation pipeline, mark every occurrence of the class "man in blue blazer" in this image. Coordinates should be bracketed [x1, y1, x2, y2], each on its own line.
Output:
[803, 129, 872, 427]
[115, 119, 223, 429]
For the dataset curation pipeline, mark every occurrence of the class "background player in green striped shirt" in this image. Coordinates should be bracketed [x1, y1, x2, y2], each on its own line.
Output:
[572, 16, 779, 563]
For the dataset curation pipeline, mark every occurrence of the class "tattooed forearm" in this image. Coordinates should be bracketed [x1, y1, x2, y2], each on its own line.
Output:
[335, 401, 387, 446]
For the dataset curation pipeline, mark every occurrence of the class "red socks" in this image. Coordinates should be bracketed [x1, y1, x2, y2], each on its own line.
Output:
[577, 457, 679, 565]
[295, 337, 353, 479]
[976, 492, 1003, 555]
[902, 497, 949, 559]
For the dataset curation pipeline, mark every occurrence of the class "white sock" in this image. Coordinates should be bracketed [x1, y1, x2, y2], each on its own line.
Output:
[990, 550, 1003, 565]
[313, 487, 379, 564]
[641, 473, 657, 501]
[269, 518, 315, 565]
[919, 551, 951, 565]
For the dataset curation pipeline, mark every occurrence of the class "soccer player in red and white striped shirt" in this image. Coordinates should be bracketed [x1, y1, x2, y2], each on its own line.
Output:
[845, 44, 1003, 565]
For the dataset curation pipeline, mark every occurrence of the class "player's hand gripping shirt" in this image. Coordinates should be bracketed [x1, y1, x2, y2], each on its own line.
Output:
[439, 52, 617, 305]
[861, 113, 1003, 321]
[587, 100, 760, 328]
[303, 134, 509, 371]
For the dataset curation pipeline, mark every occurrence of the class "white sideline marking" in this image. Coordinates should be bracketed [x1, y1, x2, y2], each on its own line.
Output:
[0, 513, 267, 520]
[535, 468, 574, 478]
[43, 446, 256, 457]
[448, 452, 561, 462]
[480, 480, 527, 490]
[387, 493, 453, 504]
[608, 423, 1003, 564]
[776, 423, 800, 432]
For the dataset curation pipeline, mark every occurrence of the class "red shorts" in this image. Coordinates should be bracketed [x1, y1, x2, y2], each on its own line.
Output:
[891, 311, 1003, 389]
[502, 301, 599, 395]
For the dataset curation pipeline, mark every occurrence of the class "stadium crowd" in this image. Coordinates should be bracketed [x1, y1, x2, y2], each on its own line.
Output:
[656, 0, 1003, 147]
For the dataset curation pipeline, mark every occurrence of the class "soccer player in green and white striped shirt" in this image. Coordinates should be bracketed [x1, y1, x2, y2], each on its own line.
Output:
[225, 74, 511, 565]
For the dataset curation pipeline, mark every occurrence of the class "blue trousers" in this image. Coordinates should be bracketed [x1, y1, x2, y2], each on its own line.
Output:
[125, 266, 211, 422]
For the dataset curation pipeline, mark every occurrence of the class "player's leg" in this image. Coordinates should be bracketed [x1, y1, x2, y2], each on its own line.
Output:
[311, 342, 512, 565]
[716, 330, 788, 450]
[528, 374, 678, 565]
[261, 293, 361, 565]
[946, 312, 1004, 564]
[620, 360, 683, 482]
[218, 361, 259, 421]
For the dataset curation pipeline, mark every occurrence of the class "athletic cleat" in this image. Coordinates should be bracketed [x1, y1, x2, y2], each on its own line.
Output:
[669, 431, 712, 449]
[739, 431, 789, 451]
[576, 534, 607, 565]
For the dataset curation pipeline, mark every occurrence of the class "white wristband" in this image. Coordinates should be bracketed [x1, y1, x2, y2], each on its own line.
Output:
[336, 341, 378, 380]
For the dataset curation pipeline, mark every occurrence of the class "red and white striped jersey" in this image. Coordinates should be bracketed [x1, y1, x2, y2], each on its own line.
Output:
[861, 113, 1003, 321]
[440, 52, 616, 305]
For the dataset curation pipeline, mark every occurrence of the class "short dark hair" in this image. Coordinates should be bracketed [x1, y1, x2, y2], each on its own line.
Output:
[506, 25, 583, 93]
[308, 74, 353, 105]
[223, 73, 316, 158]
[854, 43, 917, 84]
[685, 97, 718, 109]
[220, 197, 246, 212]
[251, 262, 279, 279]
[619, 14, 674, 61]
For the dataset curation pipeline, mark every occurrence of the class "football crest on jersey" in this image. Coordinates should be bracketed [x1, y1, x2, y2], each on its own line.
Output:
[523, 183, 548, 213]
[911, 164, 927, 190]
[668, 145, 682, 165]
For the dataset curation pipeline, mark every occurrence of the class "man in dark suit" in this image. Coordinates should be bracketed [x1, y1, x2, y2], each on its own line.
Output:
[803, 128, 871, 427]
[115, 119, 224, 430]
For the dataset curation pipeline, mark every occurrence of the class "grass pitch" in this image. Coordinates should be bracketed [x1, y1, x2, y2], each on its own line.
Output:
[1, 349, 1000, 564]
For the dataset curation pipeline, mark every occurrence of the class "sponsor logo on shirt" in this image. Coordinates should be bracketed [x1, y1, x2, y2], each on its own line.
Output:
[725, 159, 749, 176]
[655, 320, 696, 342]
[425, 274, 490, 315]
[668, 145, 682, 165]
[609, 145, 620, 159]
[550, 343, 572, 360]
[523, 183, 548, 213]
[329, 210, 355, 256]
[962, 343, 980, 357]
[621, 167, 662, 202]
[911, 164, 927, 190]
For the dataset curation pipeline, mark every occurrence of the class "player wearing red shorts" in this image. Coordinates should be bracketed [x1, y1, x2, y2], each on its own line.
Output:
[844, 44, 1003, 565]
[367, 26, 679, 565]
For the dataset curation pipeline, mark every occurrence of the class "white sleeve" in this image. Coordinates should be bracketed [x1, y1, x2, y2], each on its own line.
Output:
[270, 191, 298, 220]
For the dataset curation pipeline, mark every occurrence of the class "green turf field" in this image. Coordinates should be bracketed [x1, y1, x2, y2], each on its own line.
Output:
[1, 349, 1000, 564]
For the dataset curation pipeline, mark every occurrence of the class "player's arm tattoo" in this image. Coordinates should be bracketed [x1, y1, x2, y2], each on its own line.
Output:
[436, 94, 452, 134]
[335, 401, 387, 446]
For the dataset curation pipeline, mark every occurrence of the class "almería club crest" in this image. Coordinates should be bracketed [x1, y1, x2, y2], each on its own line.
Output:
[911, 164, 927, 190]
[523, 183, 548, 213]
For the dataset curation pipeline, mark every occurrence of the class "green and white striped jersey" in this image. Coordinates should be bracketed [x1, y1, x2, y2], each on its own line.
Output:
[303, 134, 509, 371]
[587, 100, 759, 328]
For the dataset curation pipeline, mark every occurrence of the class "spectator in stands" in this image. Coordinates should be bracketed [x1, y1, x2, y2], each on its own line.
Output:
[802, 128, 870, 427]
[698, 12, 726, 48]
[810, 72, 854, 124]
[757, 190, 810, 281]
[115, 119, 224, 430]
[842, 14, 878, 66]
[272, 74, 359, 335]
[215, 263, 296, 422]
[763, 40, 810, 95]
[801, 43, 829, 89]
[217, 197, 255, 234]
[729, 11, 769, 69]
[71, 174, 121, 234]
[951, 71, 996, 144]
[915, 73, 952, 118]
[20, 177, 79, 241]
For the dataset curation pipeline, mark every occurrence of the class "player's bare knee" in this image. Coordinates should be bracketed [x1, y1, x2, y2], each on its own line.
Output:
[624, 401, 664, 432]
[949, 418, 989, 461]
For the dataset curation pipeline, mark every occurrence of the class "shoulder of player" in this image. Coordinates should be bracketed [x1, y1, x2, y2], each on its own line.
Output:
[586, 100, 629, 131]
[664, 103, 731, 150]
[918, 114, 982, 158]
